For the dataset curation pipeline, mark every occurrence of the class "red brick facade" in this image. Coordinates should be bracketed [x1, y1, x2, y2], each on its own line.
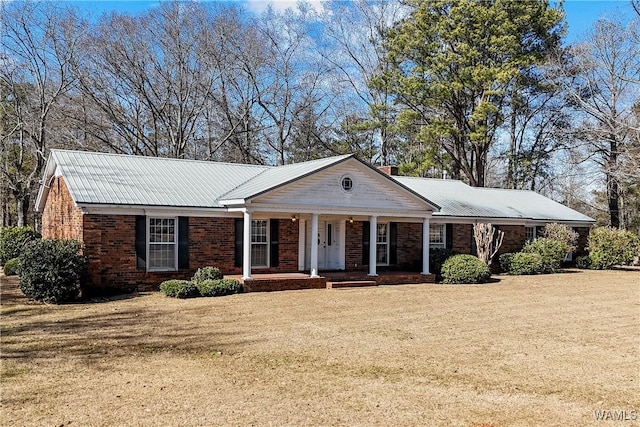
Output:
[41, 176, 592, 294]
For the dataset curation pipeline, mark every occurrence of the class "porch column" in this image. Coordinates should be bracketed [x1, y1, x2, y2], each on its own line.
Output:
[368, 215, 378, 276]
[298, 219, 306, 271]
[310, 213, 319, 278]
[242, 210, 252, 281]
[421, 217, 431, 275]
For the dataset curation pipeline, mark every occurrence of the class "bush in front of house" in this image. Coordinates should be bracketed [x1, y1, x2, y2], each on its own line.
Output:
[0, 226, 40, 265]
[587, 227, 640, 269]
[159, 280, 200, 298]
[429, 248, 457, 278]
[3, 257, 21, 276]
[509, 252, 544, 275]
[196, 279, 242, 297]
[542, 223, 579, 256]
[441, 254, 491, 284]
[192, 266, 223, 283]
[18, 239, 86, 303]
[522, 238, 566, 274]
[498, 252, 515, 273]
[575, 255, 592, 270]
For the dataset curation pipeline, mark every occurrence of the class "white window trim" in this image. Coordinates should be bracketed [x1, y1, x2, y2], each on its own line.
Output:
[147, 216, 178, 272]
[525, 226, 536, 242]
[429, 223, 446, 249]
[251, 219, 270, 269]
[376, 222, 389, 266]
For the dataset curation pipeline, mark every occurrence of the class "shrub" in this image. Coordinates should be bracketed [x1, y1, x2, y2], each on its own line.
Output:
[542, 223, 579, 256]
[192, 266, 223, 283]
[3, 257, 21, 276]
[429, 248, 457, 278]
[509, 252, 544, 275]
[196, 279, 242, 297]
[441, 254, 491, 284]
[575, 255, 592, 269]
[0, 226, 39, 264]
[18, 239, 86, 303]
[588, 227, 640, 269]
[498, 252, 516, 273]
[159, 280, 200, 298]
[523, 238, 566, 274]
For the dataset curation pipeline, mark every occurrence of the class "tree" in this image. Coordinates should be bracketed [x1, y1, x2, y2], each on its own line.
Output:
[565, 18, 640, 228]
[373, 0, 564, 186]
[1, 1, 80, 226]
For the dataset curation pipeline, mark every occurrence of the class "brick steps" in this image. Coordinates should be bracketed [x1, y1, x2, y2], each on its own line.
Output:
[328, 280, 378, 289]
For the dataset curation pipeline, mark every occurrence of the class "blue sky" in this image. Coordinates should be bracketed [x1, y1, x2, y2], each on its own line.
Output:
[68, 0, 636, 44]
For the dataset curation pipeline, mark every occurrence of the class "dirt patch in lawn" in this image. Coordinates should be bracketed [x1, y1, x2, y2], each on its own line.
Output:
[1, 270, 639, 426]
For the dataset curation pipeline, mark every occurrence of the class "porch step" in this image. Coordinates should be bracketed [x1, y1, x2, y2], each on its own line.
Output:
[328, 280, 378, 289]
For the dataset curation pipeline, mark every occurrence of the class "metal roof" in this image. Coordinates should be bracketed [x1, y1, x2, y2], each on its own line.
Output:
[45, 150, 268, 208]
[38, 150, 595, 224]
[394, 176, 595, 223]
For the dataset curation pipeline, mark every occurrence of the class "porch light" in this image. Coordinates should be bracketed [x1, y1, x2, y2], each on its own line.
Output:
[291, 215, 298, 222]
[349, 217, 354, 223]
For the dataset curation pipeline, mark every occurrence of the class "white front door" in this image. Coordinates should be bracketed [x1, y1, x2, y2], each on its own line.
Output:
[305, 220, 343, 270]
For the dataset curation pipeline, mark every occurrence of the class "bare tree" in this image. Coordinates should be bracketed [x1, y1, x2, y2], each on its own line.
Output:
[473, 223, 504, 266]
[1, 1, 80, 226]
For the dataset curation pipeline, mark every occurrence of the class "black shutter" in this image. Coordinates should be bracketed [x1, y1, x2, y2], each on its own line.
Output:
[178, 217, 189, 269]
[389, 222, 398, 265]
[234, 219, 243, 268]
[445, 223, 453, 250]
[270, 219, 279, 267]
[135, 216, 146, 270]
[362, 221, 370, 264]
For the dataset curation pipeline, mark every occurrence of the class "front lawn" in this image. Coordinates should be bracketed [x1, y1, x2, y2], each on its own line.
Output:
[1, 270, 638, 426]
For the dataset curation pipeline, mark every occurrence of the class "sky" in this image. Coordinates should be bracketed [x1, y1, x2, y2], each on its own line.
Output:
[67, 0, 638, 44]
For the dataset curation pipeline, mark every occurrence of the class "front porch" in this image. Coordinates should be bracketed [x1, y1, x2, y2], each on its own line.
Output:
[227, 271, 436, 293]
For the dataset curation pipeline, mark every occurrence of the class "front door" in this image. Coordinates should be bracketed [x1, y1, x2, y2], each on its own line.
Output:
[305, 221, 343, 270]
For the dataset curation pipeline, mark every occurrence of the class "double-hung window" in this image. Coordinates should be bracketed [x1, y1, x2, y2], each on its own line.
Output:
[429, 224, 445, 249]
[148, 217, 177, 270]
[251, 220, 269, 268]
[376, 223, 389, 265]
[525, 226, 536, 242]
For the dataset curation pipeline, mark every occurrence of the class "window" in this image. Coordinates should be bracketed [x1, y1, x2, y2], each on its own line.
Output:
[341, 176, 353, 192]
[148, 217, 177, 270]
[525, 226, 536, 242]
[430, 224, 445, 249]
[251, 220, 269, 267]
[376, 223, 389, 265]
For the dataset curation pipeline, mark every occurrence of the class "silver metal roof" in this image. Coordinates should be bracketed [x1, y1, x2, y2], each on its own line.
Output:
[394, 176, 595, 223]
[37, 150, 595, 224]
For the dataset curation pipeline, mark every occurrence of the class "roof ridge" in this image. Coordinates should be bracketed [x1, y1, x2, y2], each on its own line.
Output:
[50, 149, 271, 169]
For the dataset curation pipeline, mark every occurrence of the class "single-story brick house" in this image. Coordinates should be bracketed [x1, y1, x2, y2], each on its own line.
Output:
[36, 150, 595, 294]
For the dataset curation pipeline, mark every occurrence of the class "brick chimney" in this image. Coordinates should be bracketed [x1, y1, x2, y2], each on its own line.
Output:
[377, 165, 399, 176]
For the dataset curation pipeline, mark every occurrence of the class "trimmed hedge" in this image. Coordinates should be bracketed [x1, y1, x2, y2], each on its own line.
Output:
[498, 252, 515, 273]
[192, 266, 223, 283]
[159, 280, 199, 298]
[509, 252, 543, 275]
[441, 254, 491, 284]
[196, 279, 242, 297]
[19, 239, 86, 303]
[588, 227, 640, 269]
[3, 257, 21, 276]
[523, 238, 566, 274]
[0, 226, 39, 264]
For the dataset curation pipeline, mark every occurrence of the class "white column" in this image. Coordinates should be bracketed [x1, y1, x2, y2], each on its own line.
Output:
[422, 217, 431, 275]
[298, 219, 306, 271]
[310, 213, 319, 277]
[368, 215, 378, 276]
[242, 210, 252, 280]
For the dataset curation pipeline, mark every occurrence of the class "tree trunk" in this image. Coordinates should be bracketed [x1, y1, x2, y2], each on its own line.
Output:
[608, 136, 620, 228]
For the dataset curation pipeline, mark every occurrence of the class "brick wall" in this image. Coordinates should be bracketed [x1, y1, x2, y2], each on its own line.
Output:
[396, 222, 423, 270]
[41, 177, 83, 241]
[345, 221, 365, 271]
[451, 224, 474, 254]
[496, 225, 526, 255]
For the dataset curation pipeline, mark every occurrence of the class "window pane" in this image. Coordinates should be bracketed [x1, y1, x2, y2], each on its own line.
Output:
[376, 243, 388, 264]
[251, 243, 267, 267]
[430, 224, 444, 243]
[149, 243, 175, 269]
[148, 218, 176, 269]
[376, 223, 387, 243]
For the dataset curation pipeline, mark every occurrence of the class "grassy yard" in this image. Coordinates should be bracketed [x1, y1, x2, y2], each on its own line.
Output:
[1, 270, 639, 426]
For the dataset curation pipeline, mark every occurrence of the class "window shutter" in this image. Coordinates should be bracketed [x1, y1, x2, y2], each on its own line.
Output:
[234, 219, 243, 268]
[445, 223, 453, 250]
[135, 216, 146, 270]
[178, 217, 189, 269]
[270, 219, 279, 267]
[362, 221, 370, 265]
[389, 222, 398, 265]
